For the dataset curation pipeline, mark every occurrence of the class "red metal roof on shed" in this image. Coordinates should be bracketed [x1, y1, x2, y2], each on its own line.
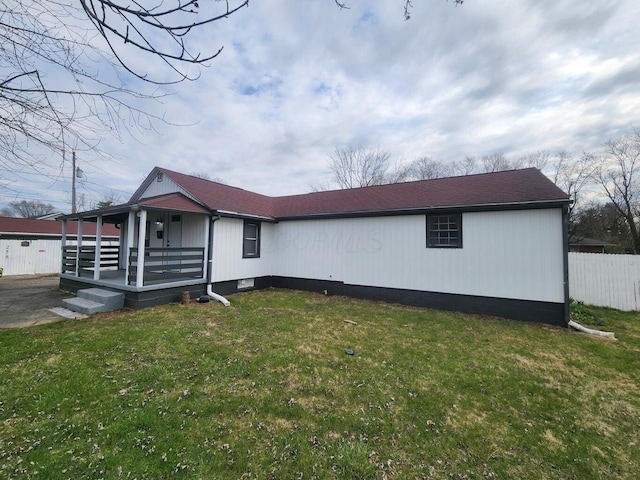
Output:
[0, 216, 119, 236]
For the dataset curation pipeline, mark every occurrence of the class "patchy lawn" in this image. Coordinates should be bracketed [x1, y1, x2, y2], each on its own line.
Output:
[1, 289, 639, 479]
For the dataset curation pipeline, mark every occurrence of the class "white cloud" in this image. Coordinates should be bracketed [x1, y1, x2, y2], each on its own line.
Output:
[2, 0, 640, 210]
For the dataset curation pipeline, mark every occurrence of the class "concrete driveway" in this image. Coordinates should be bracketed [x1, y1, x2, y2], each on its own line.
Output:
[0, 274, 70, 328]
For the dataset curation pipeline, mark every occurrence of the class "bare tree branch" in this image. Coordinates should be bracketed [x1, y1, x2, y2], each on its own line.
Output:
[328, 145, 391, 189]
[593, 127, 640, 253]
[406, 156, 453, 180]
[0, 0, 248, 182]
[78, 0, 249, 84]
[1, 199, 56, 217]
[480, 153, 511, 173]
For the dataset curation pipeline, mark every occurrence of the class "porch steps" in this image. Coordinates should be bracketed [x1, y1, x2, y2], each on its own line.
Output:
[62, 288, 125, 315]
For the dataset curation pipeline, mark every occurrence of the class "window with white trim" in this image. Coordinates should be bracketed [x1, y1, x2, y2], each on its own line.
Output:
[243, 220, 261, 258]
[427, 213, 462, 248]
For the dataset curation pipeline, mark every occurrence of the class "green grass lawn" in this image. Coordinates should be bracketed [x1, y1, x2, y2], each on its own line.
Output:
[1, 289, 639, 479]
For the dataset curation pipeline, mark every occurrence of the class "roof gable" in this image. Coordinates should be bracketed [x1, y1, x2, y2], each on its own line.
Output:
[157, 168, 275, 218]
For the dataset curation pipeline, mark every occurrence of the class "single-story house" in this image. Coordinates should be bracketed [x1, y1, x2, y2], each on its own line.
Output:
[0, 216, 118, 276]
[59, 167, 571, 326]
[568, 235, 614, 254]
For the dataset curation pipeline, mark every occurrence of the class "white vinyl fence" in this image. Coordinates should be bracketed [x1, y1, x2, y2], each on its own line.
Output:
[569, 252, 640, 311]
[1, 238, 118, 276]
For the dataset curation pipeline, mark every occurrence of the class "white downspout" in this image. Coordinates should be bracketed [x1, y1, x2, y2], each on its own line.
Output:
[207, 215, 230, 306]
[208, 284, 230, 307]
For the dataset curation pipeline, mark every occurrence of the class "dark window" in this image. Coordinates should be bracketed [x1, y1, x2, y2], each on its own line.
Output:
[243, 220, 261, 258]
[427, 213, 462, 248]
[157, 172, 164, 182]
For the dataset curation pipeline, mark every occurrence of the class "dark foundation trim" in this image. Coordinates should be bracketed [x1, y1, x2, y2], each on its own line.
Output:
[210, 276, 566, 327]
[61, 274, 565, 326]
[209, 277, 272, 296]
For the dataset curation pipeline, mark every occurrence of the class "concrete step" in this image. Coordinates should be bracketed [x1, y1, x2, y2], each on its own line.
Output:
[62, 297, 111, 315]
[77, 288, 124, 311]
[49, 307, 88, 320]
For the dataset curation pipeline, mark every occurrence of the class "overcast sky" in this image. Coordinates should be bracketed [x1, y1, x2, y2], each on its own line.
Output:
[2, 0, 639, 213]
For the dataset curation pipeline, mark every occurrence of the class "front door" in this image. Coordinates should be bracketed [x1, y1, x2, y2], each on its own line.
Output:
[167, 214, 182, 249]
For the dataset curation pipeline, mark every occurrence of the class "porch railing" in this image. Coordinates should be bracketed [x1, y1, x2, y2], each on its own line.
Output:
[128, 247, 205, 286]
[62, 245, 120, 276]
[61, 246, 77, 274]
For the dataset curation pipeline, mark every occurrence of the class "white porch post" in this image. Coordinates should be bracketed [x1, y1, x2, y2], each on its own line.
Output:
[94, 215, 102, 280]
[203, 216, 209, 280]
[61, 219, 67, 274]
[75, 218, 83, 277]
[135, 209, 147, 288]
[125, 210, 136, 284]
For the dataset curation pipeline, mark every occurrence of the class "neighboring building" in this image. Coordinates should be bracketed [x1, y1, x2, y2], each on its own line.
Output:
[36, 212, 66, 220]
[568, 235, 614, 254]
[59, 167, 571, 326]
[0, 217, 118, 276]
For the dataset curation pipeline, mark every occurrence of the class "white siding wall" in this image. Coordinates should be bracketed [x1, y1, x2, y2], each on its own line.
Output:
[211, 209, 565, 303]
[1, 238, 118, 276]
[179, 214, 208, 248]
[211, 218, 274, 282]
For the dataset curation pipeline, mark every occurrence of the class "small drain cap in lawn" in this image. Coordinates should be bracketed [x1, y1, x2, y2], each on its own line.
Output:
[345, 348, 355, 356]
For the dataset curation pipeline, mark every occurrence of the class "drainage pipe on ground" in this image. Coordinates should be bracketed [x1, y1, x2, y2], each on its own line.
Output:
[568, 320, 616, 339]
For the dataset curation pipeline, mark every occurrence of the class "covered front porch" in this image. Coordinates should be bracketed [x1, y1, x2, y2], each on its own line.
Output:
[59, 193, 214, 307]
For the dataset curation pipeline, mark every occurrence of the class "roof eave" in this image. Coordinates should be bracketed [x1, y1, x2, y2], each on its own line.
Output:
[276, 199, 571, 221]
[217, 210, 278, 223]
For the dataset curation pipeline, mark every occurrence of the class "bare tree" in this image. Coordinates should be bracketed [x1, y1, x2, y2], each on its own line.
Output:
[594, 128, 640, 253]
[384, 160, 413, 184]
[480, 153, 512, 173]
[407, 157, 453, 180]
[451, 156, 478, 176]
[1, 199, 56, 217]
[94, 190, 125, 210]
[328, 146, 391, 189]
[1, 0, 249, 175]
[573, 201, 632, 253]
[190, 172, 228, 184]
[519, 150, 551, 171]
[309, 179, 334, 192]
[547, 150, 595, 221]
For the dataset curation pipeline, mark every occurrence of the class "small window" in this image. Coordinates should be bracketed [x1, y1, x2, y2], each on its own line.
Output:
[243, 220, 261, 258]
[157, 172, 164, 182]
[427, 213, 462, 248]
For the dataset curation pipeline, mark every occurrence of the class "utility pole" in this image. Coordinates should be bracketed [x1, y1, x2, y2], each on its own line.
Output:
[72, 151, 77, 214]
[71, 152, 84, 214]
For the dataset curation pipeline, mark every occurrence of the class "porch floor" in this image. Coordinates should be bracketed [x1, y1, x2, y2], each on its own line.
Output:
[61, 269, 207, 292]
[86, 269, 125, 285]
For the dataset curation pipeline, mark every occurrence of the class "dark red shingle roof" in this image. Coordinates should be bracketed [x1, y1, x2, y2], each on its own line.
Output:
[157, 167, 569, 219]
[157, 169, 274, 218]
[138, 193, 210, 214]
